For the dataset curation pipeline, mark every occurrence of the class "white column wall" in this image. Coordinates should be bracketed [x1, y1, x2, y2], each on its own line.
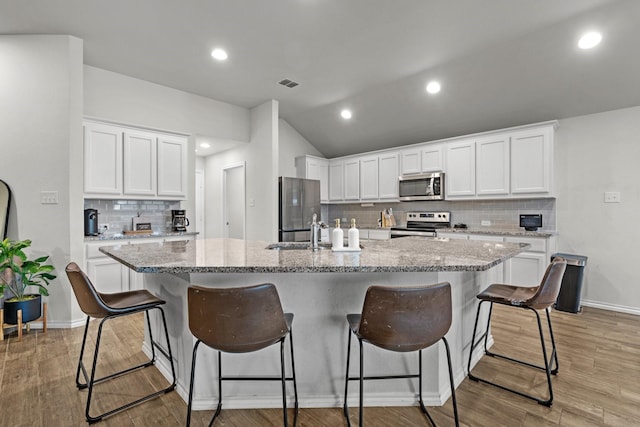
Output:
[556, 106, 640, 313]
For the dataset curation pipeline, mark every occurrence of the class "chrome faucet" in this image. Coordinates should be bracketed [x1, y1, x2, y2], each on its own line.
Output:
[310, 214, 327, 250]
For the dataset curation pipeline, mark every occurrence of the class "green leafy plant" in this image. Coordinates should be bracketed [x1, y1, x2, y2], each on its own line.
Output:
[0, 238, 57, 302]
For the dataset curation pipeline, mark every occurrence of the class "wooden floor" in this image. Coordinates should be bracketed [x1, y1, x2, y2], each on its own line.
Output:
[1, 305, 639, 426]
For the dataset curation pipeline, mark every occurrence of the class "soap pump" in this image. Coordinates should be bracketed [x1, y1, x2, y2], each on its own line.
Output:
[348, 218, 359, 249]
[332, 219, 343, 249]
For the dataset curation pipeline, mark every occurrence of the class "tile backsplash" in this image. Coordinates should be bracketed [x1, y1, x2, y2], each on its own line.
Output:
[84, 199, 181, 233]
[328, 198, 556, 230]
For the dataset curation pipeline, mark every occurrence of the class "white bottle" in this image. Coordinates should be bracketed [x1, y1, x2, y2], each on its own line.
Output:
[332, 219, 343, 249]
[348, 218, 360, 249]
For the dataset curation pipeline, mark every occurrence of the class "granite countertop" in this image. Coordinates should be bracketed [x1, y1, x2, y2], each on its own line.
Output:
[99, 237, 529, 274]
[438, 227, 557, 238]
[85, 231, 198, 242]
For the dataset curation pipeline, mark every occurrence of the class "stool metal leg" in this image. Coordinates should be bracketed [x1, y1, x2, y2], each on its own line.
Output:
[288, 326, 299, 426]
[343, 326, 353, 426]
[468, 301, 559, 406]
[79, 307, 176, 424]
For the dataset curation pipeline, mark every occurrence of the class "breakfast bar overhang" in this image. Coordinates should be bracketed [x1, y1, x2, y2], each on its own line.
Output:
[100, 237, 528, 411]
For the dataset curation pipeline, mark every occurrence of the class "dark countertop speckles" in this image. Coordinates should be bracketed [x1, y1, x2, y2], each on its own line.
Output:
[99, 237, 528, 274]
[438, 228, 556, 238]
[85, 231, 198, 242]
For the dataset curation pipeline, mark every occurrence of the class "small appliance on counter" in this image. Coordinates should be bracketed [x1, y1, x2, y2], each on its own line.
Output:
[84, 208, 98, 236]
[520, 214, 542, 231]
[171, 209, 190, 232]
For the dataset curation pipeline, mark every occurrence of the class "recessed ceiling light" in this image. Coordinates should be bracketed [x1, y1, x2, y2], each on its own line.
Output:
[341, 109, 352, 120]
[200, 142, 211, 148]
[578, 31, 602, 49]
[211, 48, 228, 60]
[426, 81, 441, 94]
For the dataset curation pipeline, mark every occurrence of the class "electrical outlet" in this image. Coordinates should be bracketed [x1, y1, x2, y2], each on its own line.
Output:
[481, 220, 491, 226]
[604, 191, 621, 203]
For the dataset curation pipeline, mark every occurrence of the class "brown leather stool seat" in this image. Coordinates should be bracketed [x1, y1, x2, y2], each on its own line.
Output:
[65, 262, 176, 424]
[343, 282, 460, 427]
[467, 257, 568, 406]
[186, 283, 298, 427]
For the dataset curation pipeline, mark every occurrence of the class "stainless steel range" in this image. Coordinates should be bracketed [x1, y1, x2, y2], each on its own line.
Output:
[390, 211, 451, 238]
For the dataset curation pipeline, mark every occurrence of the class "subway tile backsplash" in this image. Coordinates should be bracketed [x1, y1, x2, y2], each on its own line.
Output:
[84, 199, 181, 232]
[328, 198, 556, 230]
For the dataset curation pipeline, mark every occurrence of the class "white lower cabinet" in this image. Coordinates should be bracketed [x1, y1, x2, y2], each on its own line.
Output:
[438, 232, 555, 287]
[85, 241, 130, 293]
[85, 235, 195, 293]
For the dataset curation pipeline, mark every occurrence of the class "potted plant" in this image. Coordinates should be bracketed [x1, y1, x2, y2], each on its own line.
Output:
[0, 238, 56, 325]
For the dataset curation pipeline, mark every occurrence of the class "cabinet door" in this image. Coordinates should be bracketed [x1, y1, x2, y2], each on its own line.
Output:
[123, 130, 157, 196]
[318, 161, 329, 203]
[445, 139, 476, 197]
[504, 252, 546, 286]
[86, 258, 129, 293]
[344, 159, 360, 200]
[469, 234, 504, 242]
[360, 156, 379, 200]
[378, 152, 399, 199]
[400, 149, 421, 175]
[510, 127, 552, 195]
[84, 122, 123, 195]
[329, 161, 344, 201]
[421, 144, 444, 172]
[157, 135, 188, 198]
[476, 134, 510, 196]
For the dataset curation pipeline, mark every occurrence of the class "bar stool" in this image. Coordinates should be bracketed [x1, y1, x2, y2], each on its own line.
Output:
[65, 262, 176, 424]
[343, 282, 459, 427]
[467, 257, 567, 406]
[186, 283, 298, 427]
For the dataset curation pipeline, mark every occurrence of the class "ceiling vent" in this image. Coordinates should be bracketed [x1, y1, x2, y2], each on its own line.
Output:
[278, 79, 299, 88]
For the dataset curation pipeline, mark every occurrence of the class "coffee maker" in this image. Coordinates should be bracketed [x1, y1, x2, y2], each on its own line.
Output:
[171, 210, 189, 232]
[84, 208, 99, 236]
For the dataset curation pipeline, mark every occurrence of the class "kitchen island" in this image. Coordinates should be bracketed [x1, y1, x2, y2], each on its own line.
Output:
[100, 237, 527, 411]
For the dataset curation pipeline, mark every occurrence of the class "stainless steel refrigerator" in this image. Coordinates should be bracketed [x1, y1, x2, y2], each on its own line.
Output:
[279, 177, 321, 242]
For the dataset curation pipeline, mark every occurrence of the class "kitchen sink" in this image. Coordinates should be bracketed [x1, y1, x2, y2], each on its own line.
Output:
[265, 242, 332, 250]
[265, 242, 363, 250]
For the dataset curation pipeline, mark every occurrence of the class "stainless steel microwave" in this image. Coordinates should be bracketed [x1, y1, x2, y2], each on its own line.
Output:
[398, 172, 445, 201]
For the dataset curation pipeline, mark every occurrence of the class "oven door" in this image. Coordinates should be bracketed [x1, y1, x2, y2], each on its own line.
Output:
[390, 229, 437, 238]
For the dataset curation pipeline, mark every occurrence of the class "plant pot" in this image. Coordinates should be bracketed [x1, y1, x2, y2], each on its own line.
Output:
[4, 294, 42, 324]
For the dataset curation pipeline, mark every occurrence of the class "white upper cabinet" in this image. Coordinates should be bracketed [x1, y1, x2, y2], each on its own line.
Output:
[359, 155, 379, 200]
[445, 139, 476, 197]
[400, 144, 443, 175]
[296, 156, 330, 203]
[476, 133, 510, 196]
[421, 144, 444, 172]
[84, 120, 188, 199]
[84, 122, 123, 195]
[344, 158, 360, 200]
[329, 160, 344, 201]
[510, 127, 553, 195]
[123, 129, 157, 196]
[400, 149, 421, 175]
[378, 152, 399, 199]
[157, 135, 188, 198]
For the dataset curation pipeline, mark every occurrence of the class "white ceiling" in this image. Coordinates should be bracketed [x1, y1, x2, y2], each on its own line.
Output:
[3, 0, 639, 157]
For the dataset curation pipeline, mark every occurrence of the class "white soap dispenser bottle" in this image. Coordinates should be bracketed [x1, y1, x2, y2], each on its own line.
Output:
[332, 219, 343, 249]
[348, 218, 359, 249]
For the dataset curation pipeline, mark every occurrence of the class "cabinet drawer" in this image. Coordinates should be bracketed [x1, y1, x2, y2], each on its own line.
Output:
[366, 229, 391, 240]
[505, 236, 546, 252]
[86, 241, 126, 259]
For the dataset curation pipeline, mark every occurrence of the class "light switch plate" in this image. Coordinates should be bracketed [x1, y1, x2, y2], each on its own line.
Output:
[481, 220, 491, 226]
[604, 192, 621, 203]
[40, 191, 59, 204]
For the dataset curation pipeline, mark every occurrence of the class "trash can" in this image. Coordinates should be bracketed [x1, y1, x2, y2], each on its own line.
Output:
[552, 253, 588, 313]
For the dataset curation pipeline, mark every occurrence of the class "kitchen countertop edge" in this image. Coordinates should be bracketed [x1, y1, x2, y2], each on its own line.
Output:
[85, 231, 199, 242]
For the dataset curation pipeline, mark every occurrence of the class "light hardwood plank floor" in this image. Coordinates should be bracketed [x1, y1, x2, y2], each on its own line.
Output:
[1, 305, 639, 426]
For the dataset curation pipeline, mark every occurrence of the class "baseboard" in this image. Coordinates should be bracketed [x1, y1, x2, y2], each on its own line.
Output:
[581, 300, 640, 316]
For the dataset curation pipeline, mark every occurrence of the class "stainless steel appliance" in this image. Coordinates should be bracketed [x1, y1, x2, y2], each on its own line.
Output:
[84, 208, 98, 236]
[279, 177, 321, 242]
[390, 211, 450, 238]
[171, 209, 190, 232]
[398, 172, 445, 201]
